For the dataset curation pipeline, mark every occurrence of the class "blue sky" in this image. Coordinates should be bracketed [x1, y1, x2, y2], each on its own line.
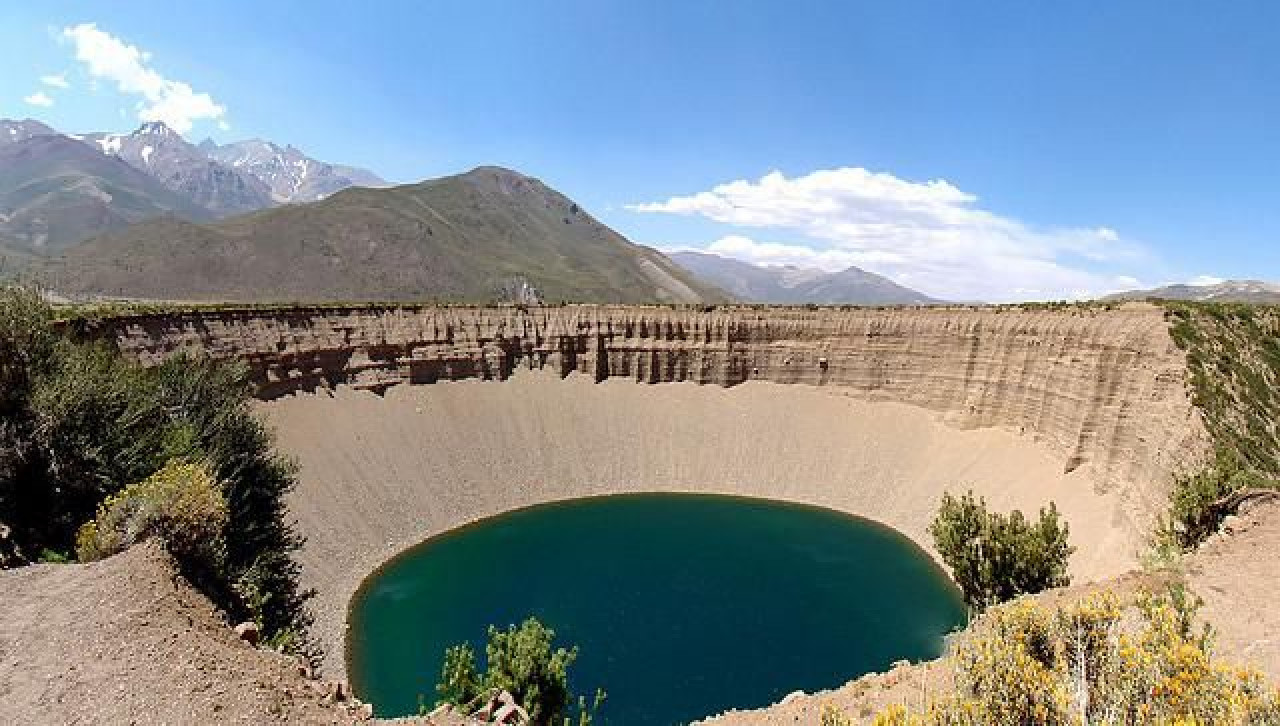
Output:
[2, 1, 1277, 300]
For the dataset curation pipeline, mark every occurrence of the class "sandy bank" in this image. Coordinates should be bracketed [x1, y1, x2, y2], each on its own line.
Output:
[263, 373, 1150, 679]
[0, 541, 362, 725]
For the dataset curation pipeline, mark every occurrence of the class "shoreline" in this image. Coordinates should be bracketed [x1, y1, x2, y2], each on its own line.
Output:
[340, 489, 969, 692]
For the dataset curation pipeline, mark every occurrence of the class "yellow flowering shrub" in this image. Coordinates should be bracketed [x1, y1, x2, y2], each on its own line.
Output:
[75, 460, 227, 572]
[837, 589, 1280, 725]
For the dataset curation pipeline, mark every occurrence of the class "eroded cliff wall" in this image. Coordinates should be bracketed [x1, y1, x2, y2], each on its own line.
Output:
[105, 303, 1203, 495]
[95, 302, 1208, 677]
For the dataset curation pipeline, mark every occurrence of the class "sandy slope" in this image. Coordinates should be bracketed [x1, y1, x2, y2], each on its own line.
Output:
[0, 541, 362, 725]
[263, 374, 1145, 679]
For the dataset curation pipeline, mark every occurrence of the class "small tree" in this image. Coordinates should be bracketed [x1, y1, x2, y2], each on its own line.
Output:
[929, 490, 1074, 609]
[435, 616, 604, 725]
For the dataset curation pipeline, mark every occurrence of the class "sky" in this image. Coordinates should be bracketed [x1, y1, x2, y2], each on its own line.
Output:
[2, 1, 1277, 301]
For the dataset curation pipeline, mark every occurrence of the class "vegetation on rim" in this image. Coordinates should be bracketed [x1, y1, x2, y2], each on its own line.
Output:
[0, 285, 312, 655]
[1162, 302, 1280, 549]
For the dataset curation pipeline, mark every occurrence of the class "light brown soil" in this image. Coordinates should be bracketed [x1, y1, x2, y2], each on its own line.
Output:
[1187, 498, 1280, 678]
[0, 541, 363, 725]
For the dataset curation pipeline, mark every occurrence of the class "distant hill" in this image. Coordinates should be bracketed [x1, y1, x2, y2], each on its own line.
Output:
[0, 135, 213, 254]
[45, 166, 730, 304]
[1104, 280, 1280, 304]
[0, 119, 58, 147]
[670, 250, 939, 304]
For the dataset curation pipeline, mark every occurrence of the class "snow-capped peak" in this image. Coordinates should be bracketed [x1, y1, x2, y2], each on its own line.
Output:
[205, 138, 385, 203]
[135, 121, 176, 137]
[96, 135, 123, 155]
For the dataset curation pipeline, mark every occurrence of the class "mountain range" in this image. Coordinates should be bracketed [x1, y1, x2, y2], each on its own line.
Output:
[1103, 280, 1280, 304]
[2, 116, 1013, 306]
[78, 122, 274, 217]
[0, 133, 213, 254]
[0, 118, 384, 254]
[205, 139, 386, 204]
[669, 250, 939, 304]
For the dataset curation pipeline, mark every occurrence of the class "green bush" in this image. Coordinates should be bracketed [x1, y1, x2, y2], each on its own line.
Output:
[0, 289, 310, 656]
[929, 491, 1074, 609]
[26, 341, 176, 545]
[1165, 449, 1278, 549]
[435, 616, 604, 725]
[76, 460, 228, 586]
[1162, 302, 1280, 549]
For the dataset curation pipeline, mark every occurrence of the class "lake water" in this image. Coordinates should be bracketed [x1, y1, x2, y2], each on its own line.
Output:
[347, 493, 966, 724]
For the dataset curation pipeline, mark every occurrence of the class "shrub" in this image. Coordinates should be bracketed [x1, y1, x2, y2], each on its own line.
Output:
[841, 589, 1280, 725]
[1166, 448, 1279, 549]
[929, 491, 1074, 609]
[0, 285, 53, 413]
[435, 616, 604, 725]
[0, 291, 310, 656]
[26, 342, 175, 546]
[1162, 302, 1280, 549]
[76, 460, 228, 587]
[148, 355, 310, 642]
[0, 286, 54, 533]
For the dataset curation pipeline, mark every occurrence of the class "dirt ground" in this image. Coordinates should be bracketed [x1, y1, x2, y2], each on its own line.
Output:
[0, 541, 364, 725]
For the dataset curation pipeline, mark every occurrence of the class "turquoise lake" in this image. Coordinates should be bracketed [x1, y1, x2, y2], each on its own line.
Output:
[347, 493, 966, 724]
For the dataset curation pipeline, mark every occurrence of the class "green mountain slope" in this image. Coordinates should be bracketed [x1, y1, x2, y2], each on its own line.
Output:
[46, 166, 730, 303]
[0, 135, 213, 255]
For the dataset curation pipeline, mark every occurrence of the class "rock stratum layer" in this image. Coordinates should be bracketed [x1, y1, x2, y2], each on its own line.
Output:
[99, 303, 1207, 680]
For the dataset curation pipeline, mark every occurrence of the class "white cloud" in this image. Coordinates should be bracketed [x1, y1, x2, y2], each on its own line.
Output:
[60, 23, 225, 133]
[40, 73, 69, 89]
[1187, 275, 1224, 287]
[217, 120, 230, 131]
[686, 235, 867, 270]
[631, 168, 1151, 302]
[23, 91, 54, 107]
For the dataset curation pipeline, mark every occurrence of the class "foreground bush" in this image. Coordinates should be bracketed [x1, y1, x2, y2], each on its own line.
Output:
[0, 287, 309, 654]
[435, 616, 604, 725]
[76, 461, 228, 586]
[832, 588, 1280, 725]
[929, 491, 1074, 609]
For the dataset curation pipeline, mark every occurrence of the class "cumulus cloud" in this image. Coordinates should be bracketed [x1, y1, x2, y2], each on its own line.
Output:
[61, 23, 225, 133]
[689, 235, 867, 270]
[631, 168, 1150, 302]
[1187, 275, 1225, 287]
[40, 73, 70, 89]
[23, 91, 54, 107]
